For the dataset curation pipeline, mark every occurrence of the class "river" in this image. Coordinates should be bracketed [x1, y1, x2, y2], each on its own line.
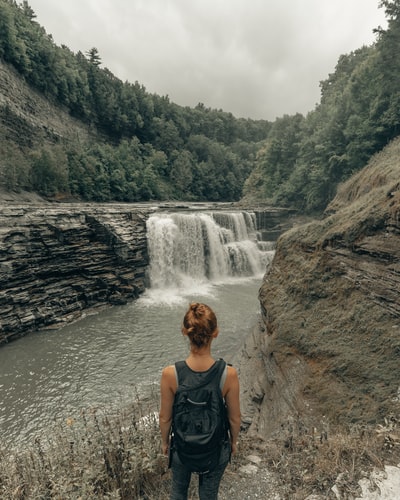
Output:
[0, 209, 275, 448]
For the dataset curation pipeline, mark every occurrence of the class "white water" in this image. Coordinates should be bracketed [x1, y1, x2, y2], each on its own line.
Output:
[145, 211, 273, 303]
[0, 209, 275, 448]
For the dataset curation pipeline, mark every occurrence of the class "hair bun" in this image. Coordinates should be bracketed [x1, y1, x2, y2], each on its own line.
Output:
[183, 303, 217, 348]
[190, 302, 204, 317]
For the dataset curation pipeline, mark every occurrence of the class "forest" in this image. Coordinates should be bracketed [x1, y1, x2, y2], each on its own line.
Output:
[244, 0, 400, 211]
[0, 0, 399, 212]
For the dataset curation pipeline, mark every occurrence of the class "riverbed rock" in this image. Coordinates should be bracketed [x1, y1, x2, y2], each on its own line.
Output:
[238, 136, 400, 434]
[356, 465, 400, 499]
[0, 202, 294, 345]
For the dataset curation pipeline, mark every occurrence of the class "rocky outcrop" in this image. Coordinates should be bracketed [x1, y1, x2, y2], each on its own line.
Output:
[253, 207, 299, 240]
[0, 60, 94, 147]
[0, 204, 150, 344]
[239, 138, 400, 436]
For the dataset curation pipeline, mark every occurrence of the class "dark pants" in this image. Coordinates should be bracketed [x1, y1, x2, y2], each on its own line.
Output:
[170, 443, 230, 500]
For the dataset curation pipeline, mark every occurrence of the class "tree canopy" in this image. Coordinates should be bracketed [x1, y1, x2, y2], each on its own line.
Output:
[243, 1, 400, 211]
[1, 0, 400, 212]
[0, 0, 271, 202]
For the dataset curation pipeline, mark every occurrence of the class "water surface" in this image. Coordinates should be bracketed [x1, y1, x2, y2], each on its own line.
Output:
[0, 278, 263, 447]
[0, 209, 273, 448]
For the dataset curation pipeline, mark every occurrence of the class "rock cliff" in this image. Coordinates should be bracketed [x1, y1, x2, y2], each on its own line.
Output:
[0, 60, 94, 147]
[0, 204, 149, 344]
[239, 137, 400, 435]
[0, 202, 292, 345]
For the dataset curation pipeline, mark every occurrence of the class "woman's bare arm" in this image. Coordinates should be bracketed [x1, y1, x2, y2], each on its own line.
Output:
[159, 365, 176, 455]
[223, 366, 241, 454]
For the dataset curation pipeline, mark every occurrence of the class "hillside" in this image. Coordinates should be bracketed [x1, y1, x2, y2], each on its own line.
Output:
[240, 136, 400, 434]
[0, 60, 94, 147]
[231, 137, 400, 496]
[0, 0, 273, 203]
[2, 0, 400, 213]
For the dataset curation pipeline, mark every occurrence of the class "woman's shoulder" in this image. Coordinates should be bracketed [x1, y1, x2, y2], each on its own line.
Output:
[222, 364, 239, 396]
[161, 364, 176, 377]
[226, 364, 238, 378]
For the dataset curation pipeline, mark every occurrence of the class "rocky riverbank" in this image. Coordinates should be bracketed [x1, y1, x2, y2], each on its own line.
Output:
[0, 200, 295, 345]
[0, 204, 150, 344]
[230, 137, 400, 498]
[238, 136, 400, 435]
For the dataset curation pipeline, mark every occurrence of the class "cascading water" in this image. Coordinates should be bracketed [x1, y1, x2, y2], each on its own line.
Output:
[146, 211, 274, 294]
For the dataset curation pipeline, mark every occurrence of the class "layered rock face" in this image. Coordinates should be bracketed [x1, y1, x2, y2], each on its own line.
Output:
[0, 203, 293, 345]
[0, 204, 149, 344]
[240, 138, 400, 436]
[0, 60, 93, 147]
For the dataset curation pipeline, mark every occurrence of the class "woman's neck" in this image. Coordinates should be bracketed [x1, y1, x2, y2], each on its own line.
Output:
[188, 344, 212, 358]
[186, 344, 215, 370]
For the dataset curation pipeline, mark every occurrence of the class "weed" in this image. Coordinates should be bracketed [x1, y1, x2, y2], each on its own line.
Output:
[262, 414, 400, 499]
[0, 391, 399, 498]
[0, 387, 170, 499]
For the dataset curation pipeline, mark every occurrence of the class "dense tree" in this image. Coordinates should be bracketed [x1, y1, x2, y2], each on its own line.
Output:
[243, 1, 400, 211]
[2, 0, 400, 210]
[169, 150, 194, 193]
[30, 147, 68, 196]
[374, 0, 400, 140]
[0, 0, 273, 203]
[0, 141, 30, 191]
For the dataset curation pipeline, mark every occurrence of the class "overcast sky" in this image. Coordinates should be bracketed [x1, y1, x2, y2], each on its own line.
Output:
[27, 0, 387, 121]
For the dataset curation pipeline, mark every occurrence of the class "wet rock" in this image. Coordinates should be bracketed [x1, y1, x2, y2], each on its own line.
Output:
[356, 465, 400, 500]
[0, 204, 150, 344]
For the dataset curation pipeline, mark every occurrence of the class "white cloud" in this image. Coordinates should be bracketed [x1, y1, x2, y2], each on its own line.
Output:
[27, 0, 387, 120]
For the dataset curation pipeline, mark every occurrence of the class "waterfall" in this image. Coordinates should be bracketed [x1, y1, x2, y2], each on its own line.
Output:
[146, 211, 275, 293]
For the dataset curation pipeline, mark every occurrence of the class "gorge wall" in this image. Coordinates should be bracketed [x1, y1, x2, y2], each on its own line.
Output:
[238, 138, 400, 436]
[0, 202, 293, 345]
[0, 204, 149, 344]
[0, 60, 94, 148]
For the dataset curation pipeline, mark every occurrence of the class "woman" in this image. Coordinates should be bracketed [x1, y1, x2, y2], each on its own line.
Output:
[159, 302, 241, 500]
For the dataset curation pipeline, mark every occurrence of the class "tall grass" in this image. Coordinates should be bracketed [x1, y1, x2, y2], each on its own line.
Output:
[259, 413, 400, 499]
[1, 390, 399, 499]
[0, 388, 170, 499]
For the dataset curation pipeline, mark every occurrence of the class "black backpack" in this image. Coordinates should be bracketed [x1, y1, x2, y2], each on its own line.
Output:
[170, 359, 230, 474]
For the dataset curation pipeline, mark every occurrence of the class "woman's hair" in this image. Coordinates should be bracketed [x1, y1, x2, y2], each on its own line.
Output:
[182, 302, 218, 348]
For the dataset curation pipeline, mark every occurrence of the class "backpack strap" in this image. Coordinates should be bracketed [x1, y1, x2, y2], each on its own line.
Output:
[174, 358, 227, 391]
[219, 363, 228, 391]
[174, 360, 186, 386]
[173, 363, 180, 387]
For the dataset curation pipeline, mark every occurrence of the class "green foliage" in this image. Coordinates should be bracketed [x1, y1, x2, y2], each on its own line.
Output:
[30, 146, 68, 196]
[169, 150, 194, 193]
[0, 141, 30, 191]
[2, 1, 400, 209]
[85, 46, 101, 66]
[243, 3, 400, 212]
[0, 0, 272, 202]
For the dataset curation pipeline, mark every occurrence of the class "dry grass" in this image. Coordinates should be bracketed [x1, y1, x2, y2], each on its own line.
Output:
[259, 414, 400, 499]
[0, 398, 399, 499]
[0, 388, 171, 499]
